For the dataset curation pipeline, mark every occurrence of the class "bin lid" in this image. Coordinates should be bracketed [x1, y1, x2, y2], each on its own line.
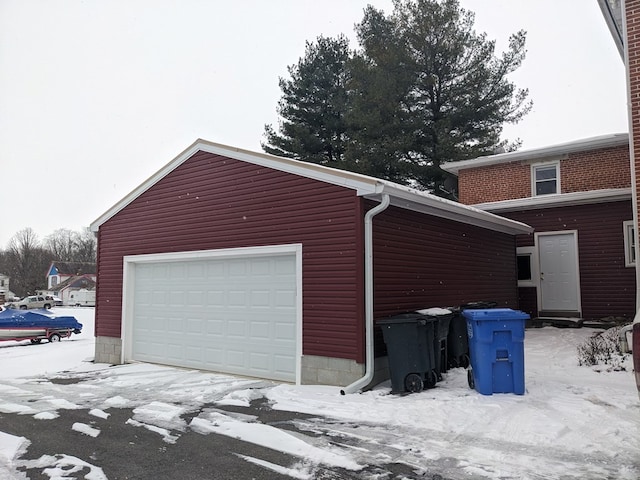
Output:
[377, 313, 438, 325]
[462, 308, 530, 321]
[415, 307, 452, 317]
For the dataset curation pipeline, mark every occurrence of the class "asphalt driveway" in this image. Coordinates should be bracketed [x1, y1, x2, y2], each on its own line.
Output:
[1, 397, 436, 480]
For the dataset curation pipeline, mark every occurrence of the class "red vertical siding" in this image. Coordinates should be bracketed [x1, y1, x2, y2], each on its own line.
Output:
[96, 151, 364, 361]
[518, 287, 538, 319]
[503, 201, 635, 320]
[372, 205, 519, 315]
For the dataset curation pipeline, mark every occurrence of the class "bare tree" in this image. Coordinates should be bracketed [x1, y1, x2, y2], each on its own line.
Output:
[44, 228, 97, 263]
[74, 228, 97, 263]
[44, 228, 77, 261]
[5, 228, 54, 296]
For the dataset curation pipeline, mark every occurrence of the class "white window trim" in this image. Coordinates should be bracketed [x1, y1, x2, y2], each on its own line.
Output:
[516, 246, 538, 288]
[623, 220, 636, 267]
[531, 161, 560, 197]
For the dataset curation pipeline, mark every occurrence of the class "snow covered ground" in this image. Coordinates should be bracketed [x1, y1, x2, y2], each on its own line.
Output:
[0, 308, 638, 479]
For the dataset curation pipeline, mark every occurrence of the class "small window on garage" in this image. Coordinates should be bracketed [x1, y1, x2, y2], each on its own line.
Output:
[624, 220, 636, 267]
[516, 246, 536, 287]
[532, 162, 559, 196]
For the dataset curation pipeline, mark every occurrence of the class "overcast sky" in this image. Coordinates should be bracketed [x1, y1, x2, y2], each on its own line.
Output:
[0, 0, 627, 249]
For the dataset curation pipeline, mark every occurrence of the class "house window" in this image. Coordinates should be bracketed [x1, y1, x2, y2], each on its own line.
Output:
[624, 220, 636, 267]
[516, 246, 536, 287]
[532, 163, 559, 196]
[517, 255, 532, 281]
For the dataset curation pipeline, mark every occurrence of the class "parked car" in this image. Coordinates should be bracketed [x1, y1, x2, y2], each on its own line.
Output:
[52, 296, 63, 306]
[7, 295, 56, 310]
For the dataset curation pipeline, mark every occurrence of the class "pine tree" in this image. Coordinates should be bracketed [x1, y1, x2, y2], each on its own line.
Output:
[263, 0, 531, 197]
[262, 35, 352, 166]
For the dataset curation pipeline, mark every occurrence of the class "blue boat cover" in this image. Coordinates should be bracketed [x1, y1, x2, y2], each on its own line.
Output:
[0, 308, 82, 331]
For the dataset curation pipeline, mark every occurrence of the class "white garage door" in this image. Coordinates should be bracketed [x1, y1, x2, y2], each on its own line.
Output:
[123, 245, 301, 382]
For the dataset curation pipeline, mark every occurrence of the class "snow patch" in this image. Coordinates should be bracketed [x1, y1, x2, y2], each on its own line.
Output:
[71, 423, 100, 438]
[17, 454, 107, 480]
[33, 412, 58, 420]
[88, 408, 110, 419]
[125, 418, 180, 444]
[236, 454, 313, 479]
[190, 412, 363, 471]
[0, 432, 28, 464]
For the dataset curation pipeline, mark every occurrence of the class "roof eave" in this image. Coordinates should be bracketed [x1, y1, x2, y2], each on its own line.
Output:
[367, 184, 533, 235]
[597, 0, 625, 59]
[471, 188, 632, 213]
[441, 133, 629, 175]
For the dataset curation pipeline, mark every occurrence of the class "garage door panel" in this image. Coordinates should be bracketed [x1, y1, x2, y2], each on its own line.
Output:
[129, 251, 298, 382]
[250, 321, 270, 339]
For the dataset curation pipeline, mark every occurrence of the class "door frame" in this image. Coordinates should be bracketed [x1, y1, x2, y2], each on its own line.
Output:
[120, 243, 303, 383]
[534, 230, 582, 316]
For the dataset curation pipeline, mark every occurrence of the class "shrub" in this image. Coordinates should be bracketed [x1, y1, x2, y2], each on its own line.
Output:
[576, 325, 629, 371]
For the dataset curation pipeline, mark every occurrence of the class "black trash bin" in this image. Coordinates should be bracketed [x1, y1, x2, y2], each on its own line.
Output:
[447, 301, 498, 369]
[416, 308, 453, 377]
[377, 313, 438, 394]
[447, 312, 469, 368]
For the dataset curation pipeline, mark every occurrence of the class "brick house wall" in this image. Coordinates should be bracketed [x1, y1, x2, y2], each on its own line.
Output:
[458, 163, 530, 204]
[457, 145, 630, 205]
[628, 0, 640, 225]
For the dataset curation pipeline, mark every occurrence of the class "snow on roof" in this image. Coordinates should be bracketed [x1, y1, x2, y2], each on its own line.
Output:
[441, 132, 629, 175]
[90, 139, 532, 236]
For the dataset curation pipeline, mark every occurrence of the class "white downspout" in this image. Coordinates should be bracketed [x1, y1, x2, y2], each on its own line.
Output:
[341, 193, 390, 395]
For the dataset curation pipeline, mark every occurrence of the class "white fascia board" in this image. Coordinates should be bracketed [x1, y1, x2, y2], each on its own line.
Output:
[597, 0, 624, 59]
[441, 133, 629, 175]
[195, 141, 380, 194]
[91, 139, 381, 232]
[473, 188, 632, 213]
[366, 182, 533, 235]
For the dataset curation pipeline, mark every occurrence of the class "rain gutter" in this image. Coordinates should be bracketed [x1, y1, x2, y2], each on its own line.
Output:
[341, 193, 390, 395]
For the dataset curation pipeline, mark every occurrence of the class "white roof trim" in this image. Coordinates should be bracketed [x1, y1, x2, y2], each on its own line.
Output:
[472, 188, 632, 213]
[597, 0, 624, 59]
[441, 133, 629, 175]
[90, 139, 531, 236]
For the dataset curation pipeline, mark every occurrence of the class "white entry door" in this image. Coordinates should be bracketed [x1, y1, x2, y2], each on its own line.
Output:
[538, 232, 580, 313]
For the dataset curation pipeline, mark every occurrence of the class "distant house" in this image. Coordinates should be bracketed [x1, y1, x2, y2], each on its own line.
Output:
[47, 262, 96, 290]
[0, 273, 17, 303]
[49, 275, 97, 306]
[442, 133, 635, 321]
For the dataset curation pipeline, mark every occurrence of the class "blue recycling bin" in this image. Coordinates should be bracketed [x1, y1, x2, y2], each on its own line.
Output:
[462, 308, 529, 395]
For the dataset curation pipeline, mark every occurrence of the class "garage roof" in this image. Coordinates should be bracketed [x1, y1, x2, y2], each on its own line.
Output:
[90, 139, 532, 235]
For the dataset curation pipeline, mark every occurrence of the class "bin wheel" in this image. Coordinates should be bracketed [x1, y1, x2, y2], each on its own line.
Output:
[424, 370, 437, 389]
[460, 355, 470, 369]
[404, 373, 424, 393]
[48, 333, 61, 343]
[467, 369, 475, 389]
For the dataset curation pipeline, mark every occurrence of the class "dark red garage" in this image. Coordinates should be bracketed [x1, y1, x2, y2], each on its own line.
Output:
[90, 140, 531, 391]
